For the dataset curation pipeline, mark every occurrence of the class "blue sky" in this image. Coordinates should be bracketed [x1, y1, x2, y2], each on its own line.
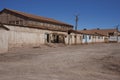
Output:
[0, 0, 120, 30]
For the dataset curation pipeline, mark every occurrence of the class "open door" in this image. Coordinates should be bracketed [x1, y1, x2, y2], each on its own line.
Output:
[45, 33, 50, 43]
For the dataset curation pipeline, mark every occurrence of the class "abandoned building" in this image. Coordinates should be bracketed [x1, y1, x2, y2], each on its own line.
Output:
[0, 8, 120, 53]
[0, 8, 77, 53]
[79, 28, 120, 43]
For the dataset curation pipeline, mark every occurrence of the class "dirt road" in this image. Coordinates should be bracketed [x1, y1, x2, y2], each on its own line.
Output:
[0, 43, 120, 80]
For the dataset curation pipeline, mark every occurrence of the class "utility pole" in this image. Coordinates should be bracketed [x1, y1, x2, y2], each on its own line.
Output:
[75, 15, 79, 31]
[74, 14, 79, 45]
[116, 24, 119, 43]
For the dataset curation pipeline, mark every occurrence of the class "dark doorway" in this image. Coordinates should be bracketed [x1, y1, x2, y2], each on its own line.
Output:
[47, 34, 49, 43]
[45, 33, 50, 43]
[52, 33, 65, 43]
[52, 35, 59, 43]
[56, 35, 59, 43]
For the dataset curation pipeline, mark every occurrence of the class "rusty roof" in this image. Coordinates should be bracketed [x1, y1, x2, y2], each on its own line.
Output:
[79, 29, 118, 36]
[0, 8, 73, 27]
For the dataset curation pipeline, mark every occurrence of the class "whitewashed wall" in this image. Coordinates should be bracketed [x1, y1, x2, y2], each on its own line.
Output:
[4, 25, 67, 48]
[66, 33, 83, 45]
[92, 36, 105, 43]
[118, 36, 120, 42]
[82, 35, 105, 44]
[76, 34, 82, 44]
[0, 29, 8, 53]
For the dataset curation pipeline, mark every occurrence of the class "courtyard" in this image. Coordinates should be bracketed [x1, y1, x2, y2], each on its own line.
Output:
[0, 43, 120, 80]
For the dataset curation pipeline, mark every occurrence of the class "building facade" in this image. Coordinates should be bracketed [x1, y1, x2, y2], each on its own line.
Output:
[0, 8, 119, 53]
[0, 8, 73, 31]
[79, 29, 119, 43]
[0, 8, 75, 53]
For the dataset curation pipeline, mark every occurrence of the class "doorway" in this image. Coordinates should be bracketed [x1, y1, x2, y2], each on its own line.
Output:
[45, 33, 50, 43]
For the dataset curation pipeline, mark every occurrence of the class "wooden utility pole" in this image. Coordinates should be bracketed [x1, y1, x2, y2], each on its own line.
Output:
[116, 25, 119, 42]
[75, 15, 79, 30]
[74, 15, 79, 45]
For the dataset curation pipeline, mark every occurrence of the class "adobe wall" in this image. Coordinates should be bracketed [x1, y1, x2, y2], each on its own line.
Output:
[4, 25, 67, 48]
[0, 29, 8, 53]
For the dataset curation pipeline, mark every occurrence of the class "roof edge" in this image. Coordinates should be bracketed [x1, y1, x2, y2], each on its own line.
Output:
[0, 8, 73, 27]
[0, 22, 10, 30]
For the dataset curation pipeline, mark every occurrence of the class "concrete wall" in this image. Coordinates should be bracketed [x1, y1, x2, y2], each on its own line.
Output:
[0, 29, 8, 53]
[5, 25, 46, 48]
[66, 33, 82, 45]
[8, 31, 45, 48]
[76, 34, 82, 44]
[4, 25, 67, 48]
[82, 35, 90, 43]
[82, 35, 105, 44]
[108, 36, 120, 43]
[118, 36, 120, 43]
[92, 36, 103, 43]
[0, 24, 69, 53]
[0, 24, 108, 53]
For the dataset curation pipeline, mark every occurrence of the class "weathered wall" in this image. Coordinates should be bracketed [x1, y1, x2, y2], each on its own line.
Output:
[4, 25, 67, 48]
[95, 36, 105, 43]
[0, 10, 73, 30]
[109, 36, 120, 43]
[5, 25, 49, 48]
[66, 33, 83, 45]
[0, 11, 26, 25]
[118, 36, 120, 42]
[0, 29, 8, 53]
[76, 34, 82, 44]
[82, 35, 89, 43]
[82, 35, 105, 44]
[8, 31, 45, 48]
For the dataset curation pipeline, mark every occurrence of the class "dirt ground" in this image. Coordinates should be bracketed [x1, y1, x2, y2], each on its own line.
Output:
[0, 43, 120, 80]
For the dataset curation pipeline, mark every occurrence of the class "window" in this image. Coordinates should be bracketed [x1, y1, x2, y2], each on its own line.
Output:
[9, 20, 23, 25]
[9, 21, 12, 24]
[16, 21, 19, 24]
[83, 35, 85, 39]
[89, 35, 91, 39]
[9, 21, 15, 24]
[98, 36, 100, 39]
[19, 20, 23, 25]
